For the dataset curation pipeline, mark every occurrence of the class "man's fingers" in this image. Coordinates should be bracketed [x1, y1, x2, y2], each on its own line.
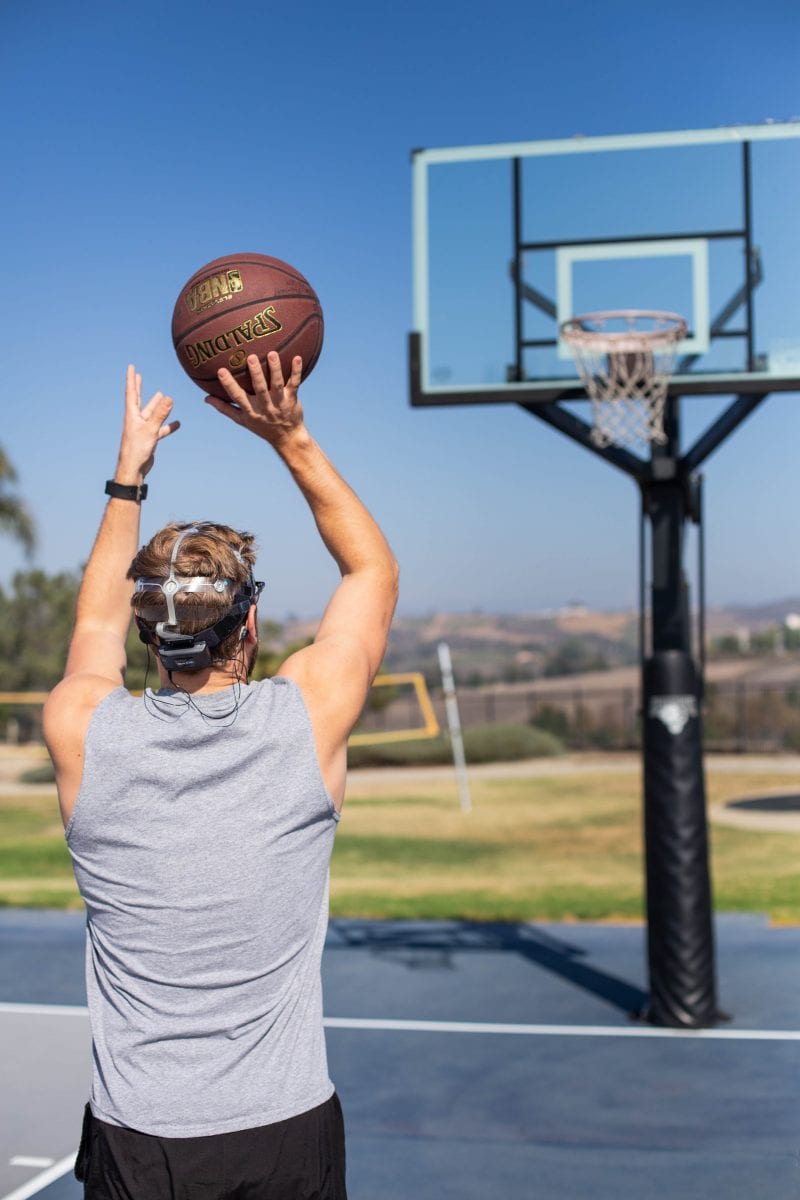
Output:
[124, 365, 137, 410]
[288, 356, 303, 390]
[246, 355, 269, 395]
[157, 420, 181, 440]
[204, 395, 245, 425]
[266, 351, 285, 392]
[141, 391, 173, 421]
[217, 367, 255, 413]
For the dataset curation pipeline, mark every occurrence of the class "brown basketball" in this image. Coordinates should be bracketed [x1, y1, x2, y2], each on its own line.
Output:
[171, 253, 324, 400]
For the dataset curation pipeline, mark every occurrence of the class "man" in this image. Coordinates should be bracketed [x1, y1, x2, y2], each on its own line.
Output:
[44, 351, 399, 1199]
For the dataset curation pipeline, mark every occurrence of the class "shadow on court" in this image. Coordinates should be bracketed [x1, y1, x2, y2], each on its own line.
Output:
[3, 911, 800, 1200]
[329, 920, 648, 1016]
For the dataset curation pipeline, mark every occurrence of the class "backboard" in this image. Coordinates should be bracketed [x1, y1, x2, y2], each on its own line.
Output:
[410, 123, 800, 407]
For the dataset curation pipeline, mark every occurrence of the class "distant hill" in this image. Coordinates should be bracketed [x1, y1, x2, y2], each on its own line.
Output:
[275, 600, 800, 686]
[705, 598, 800, 633]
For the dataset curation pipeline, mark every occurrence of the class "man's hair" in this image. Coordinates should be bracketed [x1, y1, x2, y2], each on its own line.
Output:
[128, 522, 258, 665]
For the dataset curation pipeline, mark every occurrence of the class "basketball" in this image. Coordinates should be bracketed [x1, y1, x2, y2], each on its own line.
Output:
[171, 253, 324, 400]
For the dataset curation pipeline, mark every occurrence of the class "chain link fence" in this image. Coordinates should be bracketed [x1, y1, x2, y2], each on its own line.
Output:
[356, 678, 800, 754]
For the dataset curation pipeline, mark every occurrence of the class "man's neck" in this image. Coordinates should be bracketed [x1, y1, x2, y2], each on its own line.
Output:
[155, 666, 246, 694]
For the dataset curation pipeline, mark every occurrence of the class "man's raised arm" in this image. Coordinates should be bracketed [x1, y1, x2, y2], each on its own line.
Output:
[44, 368, 179, 826]
[205, 352, 399, 757]
[62, 367, 179, 687]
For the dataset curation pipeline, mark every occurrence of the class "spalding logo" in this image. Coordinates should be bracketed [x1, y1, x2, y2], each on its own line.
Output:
[648, 695, 698, 735]
[183, 307, 283, 369]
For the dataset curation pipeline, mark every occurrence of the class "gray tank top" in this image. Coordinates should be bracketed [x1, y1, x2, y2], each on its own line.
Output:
[65, 676, 340, 1137]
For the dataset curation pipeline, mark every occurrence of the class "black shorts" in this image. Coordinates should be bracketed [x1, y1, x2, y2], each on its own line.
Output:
[74, 1093, 347, 1199]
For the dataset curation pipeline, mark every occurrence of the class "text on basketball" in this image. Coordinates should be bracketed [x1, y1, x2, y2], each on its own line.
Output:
[183, 307, 284, 368]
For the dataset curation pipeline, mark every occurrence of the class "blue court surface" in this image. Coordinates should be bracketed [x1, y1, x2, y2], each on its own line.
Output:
[2, 909, 800, 1199]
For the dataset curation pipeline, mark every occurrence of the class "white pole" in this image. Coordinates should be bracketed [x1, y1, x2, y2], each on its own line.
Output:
[437, 642, 471, 814]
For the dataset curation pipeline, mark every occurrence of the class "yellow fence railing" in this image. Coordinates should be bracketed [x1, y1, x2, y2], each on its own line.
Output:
[349, 672, 440, 747]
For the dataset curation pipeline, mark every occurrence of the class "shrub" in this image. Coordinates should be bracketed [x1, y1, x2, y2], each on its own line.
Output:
[530, 705, 572, 740]
[347, 722, 563, 768]
[19, 762, 56, 784]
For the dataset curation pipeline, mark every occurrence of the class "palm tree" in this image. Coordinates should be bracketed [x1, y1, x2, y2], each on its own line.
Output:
[0, 447, 35, 555]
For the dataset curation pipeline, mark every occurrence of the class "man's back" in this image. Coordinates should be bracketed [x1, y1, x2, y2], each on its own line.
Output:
[69, 678, 339, 1137]
[44, 352, 398, 1197]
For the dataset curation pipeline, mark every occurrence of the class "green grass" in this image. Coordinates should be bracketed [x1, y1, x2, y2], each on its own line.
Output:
[328, 887, 646, 922]
[0, 794, 78, 906]
[19, 763, 57, 784]
[3, 767, 800, 921]
[332, 835, 503, 873]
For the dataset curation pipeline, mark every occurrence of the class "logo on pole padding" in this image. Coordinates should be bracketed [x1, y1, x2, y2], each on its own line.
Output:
[648, 695, 698, 735]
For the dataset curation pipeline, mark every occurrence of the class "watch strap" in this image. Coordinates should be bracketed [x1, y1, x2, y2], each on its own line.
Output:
[105, 480, 148, 502]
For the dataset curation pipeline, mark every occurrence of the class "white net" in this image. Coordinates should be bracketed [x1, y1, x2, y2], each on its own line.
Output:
[560, 310, 688, 449]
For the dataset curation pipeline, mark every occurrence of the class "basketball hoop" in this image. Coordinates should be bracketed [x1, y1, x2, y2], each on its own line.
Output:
[560, 310, 688, 449]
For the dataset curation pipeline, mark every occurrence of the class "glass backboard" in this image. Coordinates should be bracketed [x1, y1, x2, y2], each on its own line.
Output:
[411, 123, 800, 407]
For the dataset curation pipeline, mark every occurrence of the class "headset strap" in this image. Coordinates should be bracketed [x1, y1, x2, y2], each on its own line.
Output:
[136, 596, 251, 648]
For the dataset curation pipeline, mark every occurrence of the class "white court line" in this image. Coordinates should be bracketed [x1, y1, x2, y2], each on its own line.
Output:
[325, 1017, 800, 1040]
[1, 1002, 798, 1041]
[324, 1016, 800, 1040]
[8, 1159, 53, 1169]
[0, 1003, 88, 1018]
[0, 1153, 76, 1200]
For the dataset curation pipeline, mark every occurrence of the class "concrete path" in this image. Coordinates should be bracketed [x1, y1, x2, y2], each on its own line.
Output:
[347, 752, 800, 789]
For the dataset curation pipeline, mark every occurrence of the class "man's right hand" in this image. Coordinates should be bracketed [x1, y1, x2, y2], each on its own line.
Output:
[205, 352, 306, 448]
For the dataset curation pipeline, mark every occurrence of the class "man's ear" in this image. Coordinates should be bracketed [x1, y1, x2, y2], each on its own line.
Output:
[244, 605, 259, 642]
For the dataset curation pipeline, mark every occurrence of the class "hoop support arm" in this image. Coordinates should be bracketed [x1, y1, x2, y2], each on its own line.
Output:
[681, 392, 769, 472]
[518, 401, 644, 480]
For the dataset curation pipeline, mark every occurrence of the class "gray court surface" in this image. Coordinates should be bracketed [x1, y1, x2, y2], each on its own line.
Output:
[2, 909, 799, 1200]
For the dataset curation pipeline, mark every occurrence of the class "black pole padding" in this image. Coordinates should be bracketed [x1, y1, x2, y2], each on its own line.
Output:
[643, 649, 718, 1028]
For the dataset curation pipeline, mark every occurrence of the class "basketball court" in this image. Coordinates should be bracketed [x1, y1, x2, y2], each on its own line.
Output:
[2, 908, 800, 1200]
[3, 121, 800, 1198]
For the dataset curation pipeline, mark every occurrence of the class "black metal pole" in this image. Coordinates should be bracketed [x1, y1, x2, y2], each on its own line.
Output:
[639, 492, 647, 670]
[641, 398, 718, 1027]
[512, 157, 523, 383]
[698, 474, 706, 698]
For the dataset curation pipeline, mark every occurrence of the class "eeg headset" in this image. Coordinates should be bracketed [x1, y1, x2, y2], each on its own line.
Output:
[134, 524, 264, 674]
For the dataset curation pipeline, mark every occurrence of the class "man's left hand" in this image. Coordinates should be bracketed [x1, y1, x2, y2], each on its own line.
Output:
[114, 364, 180, 484]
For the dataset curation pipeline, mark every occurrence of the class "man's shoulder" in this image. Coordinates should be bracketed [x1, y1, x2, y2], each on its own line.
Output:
[48, 673, 123, 708]
[44, 675, 124, 741]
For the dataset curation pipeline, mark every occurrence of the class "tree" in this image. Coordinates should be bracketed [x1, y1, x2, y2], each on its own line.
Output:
[251, 620, 303, 680]
[710, 634, 744, 658]
[0, 569, 79, 690]
[0, 448, 36, 555]
[543, 638, 609, 678]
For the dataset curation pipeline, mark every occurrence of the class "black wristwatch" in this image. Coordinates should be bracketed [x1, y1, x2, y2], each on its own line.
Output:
[105, 480, 148, 502]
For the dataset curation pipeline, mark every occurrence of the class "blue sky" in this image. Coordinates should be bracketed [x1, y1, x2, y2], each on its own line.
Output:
[2, 0, 799, 619]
